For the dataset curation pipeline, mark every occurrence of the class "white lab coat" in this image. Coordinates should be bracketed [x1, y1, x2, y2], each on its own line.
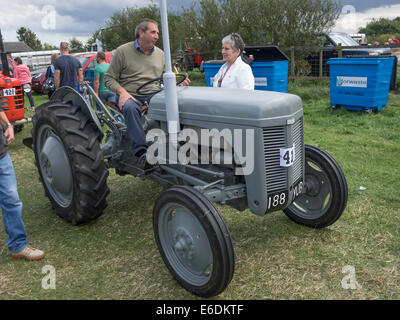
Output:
[212, 56, 254, 90]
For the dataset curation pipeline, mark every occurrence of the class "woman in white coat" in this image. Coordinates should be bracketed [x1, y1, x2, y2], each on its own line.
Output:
[212, 33, 254, 90]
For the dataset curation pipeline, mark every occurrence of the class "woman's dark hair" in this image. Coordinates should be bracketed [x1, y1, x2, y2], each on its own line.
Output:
[222, 33, 245, 55]
[14, 57, 23, 65]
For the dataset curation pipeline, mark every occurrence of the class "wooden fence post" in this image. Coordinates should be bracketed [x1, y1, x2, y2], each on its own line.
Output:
[319, 47, 324, 80]
[291, 46, 295, 77]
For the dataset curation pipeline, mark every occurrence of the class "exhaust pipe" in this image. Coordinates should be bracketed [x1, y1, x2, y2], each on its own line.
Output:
[160, 0, 180, 157]
[0, 29, 10, 77]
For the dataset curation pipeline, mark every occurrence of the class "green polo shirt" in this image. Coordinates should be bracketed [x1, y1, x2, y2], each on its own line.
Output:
[94, 62, 110, 92]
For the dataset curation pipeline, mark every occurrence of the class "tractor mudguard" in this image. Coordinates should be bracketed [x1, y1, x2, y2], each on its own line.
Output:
[51, 86, 103, 140]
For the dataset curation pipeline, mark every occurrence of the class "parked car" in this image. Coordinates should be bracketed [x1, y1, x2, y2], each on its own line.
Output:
[73, 51, 112, 87]
[31, 68, 47, 93]
[31, 51, 112, 92]
[307, 32, 393, 77]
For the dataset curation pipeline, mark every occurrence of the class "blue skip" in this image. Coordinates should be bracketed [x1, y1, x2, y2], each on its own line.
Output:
[327, 57, 395, 112]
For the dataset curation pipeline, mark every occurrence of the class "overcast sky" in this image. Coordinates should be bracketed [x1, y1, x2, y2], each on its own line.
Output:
[0, 0, 399, 48]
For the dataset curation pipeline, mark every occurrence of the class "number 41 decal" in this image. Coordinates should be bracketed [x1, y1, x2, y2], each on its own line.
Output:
[280, 145, 295, 167]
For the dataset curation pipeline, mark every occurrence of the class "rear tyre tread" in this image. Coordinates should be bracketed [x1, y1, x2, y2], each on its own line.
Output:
[32, 101, 109, 224]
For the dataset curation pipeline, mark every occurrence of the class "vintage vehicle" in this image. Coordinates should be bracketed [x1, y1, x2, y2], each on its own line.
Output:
[176, 37, 203, 71]
[26, 2, 348, 298]
[0, 29, 26, 132]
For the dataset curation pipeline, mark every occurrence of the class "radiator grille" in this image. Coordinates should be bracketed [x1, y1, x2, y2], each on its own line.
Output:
[13, 86, 24, 109]
[263, 117, 304, 193]
[263, 126, 287, 192]
[0, 86, 24, 109]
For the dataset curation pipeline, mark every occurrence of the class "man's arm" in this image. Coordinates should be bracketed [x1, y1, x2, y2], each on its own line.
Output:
[94, 74, 100, 95]
[115, 86, 137, 110]
[0, 111, 14, 145]
[54, 69, 60, 89]
[78, 68, 83, 82]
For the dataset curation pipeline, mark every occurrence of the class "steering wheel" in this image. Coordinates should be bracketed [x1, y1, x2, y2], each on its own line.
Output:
[136, 73, 187, 96]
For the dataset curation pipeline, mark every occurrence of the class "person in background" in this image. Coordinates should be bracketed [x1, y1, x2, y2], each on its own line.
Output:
[13, 57, 35, 111]
[212, 33, 254, 90]
[392, 37, 399, 45]
[0, 109, 45, 261]
[54, 42, 83, 89]
[94, 51, 116, 111]
[45, 53, 59, 99]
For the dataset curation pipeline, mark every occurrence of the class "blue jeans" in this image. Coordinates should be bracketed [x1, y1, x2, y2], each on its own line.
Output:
[98, 91, 118, 117]
[0, 153, 28, 253]
[121, 98, 148, 156]
[23, 84, 35, 107]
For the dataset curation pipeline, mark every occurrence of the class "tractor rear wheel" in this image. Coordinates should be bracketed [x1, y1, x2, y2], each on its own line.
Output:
[32, 101, 109, 225]
[153, 185, 234, 298]
[283, 145, 348, 228]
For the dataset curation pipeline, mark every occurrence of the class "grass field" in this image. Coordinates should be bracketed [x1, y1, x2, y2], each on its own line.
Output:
[0, 78, 399, 300]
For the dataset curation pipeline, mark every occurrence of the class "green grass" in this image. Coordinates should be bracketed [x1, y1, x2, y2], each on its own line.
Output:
[0, 81, 399, 300]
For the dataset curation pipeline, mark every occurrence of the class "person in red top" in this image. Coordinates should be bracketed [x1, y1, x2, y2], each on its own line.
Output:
[392, 37, 399, 45]
[13, 57, 35, 111]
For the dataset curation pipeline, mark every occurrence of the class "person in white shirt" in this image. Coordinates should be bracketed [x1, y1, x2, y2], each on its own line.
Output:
[212, 33, 254, 90]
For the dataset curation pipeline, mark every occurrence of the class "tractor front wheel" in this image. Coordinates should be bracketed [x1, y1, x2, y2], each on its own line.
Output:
[153, 186, 235, 298]
[283, 145, 348, 228]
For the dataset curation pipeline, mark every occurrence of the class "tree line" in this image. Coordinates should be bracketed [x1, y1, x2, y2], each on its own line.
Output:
[93, 0, 341, 59]
[358, 17, 400, 45]
[16, 27, 86, 53]
[16, 1, 400, 57]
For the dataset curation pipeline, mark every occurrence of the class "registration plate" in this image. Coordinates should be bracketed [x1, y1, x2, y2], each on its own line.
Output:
[3, 88, 16, 97]
[267, 180, 303, 211]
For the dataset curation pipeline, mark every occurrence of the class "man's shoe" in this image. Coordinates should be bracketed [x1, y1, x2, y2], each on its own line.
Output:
[12, 246, 45, 261]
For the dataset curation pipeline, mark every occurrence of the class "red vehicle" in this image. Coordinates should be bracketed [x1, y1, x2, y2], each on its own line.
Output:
[177, 37, 203, 71]
[0, 30, 25, 131]
[31, 67, 47, 93]
[0, 69, 24, 123]
[184, 40, 203, 70]
[73, 51, 112, 87]
[31, 51, 112, 92]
